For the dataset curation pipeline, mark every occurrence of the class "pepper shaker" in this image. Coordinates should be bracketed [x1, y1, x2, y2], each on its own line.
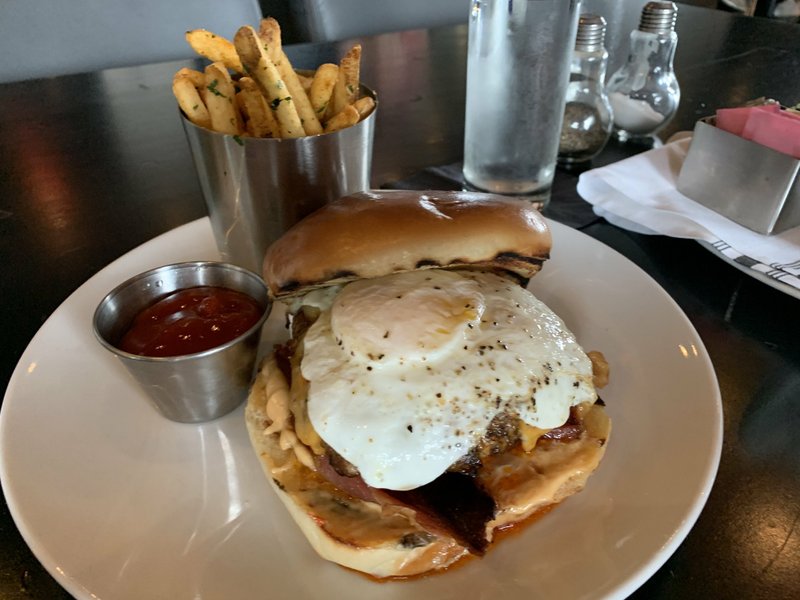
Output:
[606, 1, 680, 141]
[558, 14, 614, 164]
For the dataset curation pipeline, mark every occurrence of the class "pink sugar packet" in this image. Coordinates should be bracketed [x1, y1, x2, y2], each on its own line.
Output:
[715, 105, 800, 159]
[715, 104, 779, 136]
[741, 109, 800, 159]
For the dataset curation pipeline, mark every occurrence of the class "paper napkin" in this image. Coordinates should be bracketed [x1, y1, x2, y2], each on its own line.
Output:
[577, 138, 800, 292]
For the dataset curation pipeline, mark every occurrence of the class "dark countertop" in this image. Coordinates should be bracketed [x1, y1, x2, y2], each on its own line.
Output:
[1, 4, 799, 599]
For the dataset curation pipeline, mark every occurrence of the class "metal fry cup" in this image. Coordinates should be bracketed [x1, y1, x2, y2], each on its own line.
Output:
[181, 84, 377, 273]
[92, 261, 271, 423]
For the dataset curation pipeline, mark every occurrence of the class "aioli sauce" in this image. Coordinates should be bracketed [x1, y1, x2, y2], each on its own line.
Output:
[119, 286, 263, 357]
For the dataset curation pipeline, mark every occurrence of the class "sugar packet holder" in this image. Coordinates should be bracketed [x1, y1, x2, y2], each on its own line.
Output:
[677, 113, 800, 236]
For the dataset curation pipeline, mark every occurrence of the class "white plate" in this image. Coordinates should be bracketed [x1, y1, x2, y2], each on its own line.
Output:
[594, 206, 800, 301]
[0, 217, 722, 600]
[697, 240, 800, 300]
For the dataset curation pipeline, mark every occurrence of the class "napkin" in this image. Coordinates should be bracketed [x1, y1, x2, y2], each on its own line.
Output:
[577, 138, 800, 292]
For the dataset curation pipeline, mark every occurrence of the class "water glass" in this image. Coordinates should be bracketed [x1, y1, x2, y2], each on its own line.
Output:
[463, 0, 580, 208]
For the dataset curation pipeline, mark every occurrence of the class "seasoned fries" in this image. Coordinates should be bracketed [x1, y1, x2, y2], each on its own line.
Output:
[233, 26, 305, 138]
[273, 50, 323, 135]
[257, 17, 283, 65]
[352, 96, 376, 120]
[185, 29, 244, 74]
[237, 77, 280, 138]
[324, 105, 360, 133]
[309, 63, 339, 120]
[175, 66, 205, 88]
[327, 45, 362, 120]
[203, 62, 243, 135]
[173, 18, 373, 139]
[172, 69, 211, 129]
[297, 72, 314, 94]
[254, 18, 322, 135]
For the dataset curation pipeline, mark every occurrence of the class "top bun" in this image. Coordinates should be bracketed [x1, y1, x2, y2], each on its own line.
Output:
[262, 190, 552, 298]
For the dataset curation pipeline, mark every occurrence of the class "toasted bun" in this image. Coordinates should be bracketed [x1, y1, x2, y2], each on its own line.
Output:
[262, 190, 551, 298]
[245, 355, 470, 578]
[245, 355, 611, 579]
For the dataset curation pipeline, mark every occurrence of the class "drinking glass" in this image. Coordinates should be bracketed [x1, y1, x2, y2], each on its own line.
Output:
[463, 0, 581, 208]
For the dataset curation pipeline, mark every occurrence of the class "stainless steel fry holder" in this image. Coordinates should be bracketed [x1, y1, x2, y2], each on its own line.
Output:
[181, 85, 377, 273]
[677, 116, 800, 235]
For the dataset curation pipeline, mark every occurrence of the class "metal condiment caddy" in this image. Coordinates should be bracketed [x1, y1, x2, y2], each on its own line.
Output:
[677, 115, 800, 235]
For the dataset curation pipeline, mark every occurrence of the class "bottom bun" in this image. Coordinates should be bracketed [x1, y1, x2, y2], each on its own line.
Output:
[245, 354, 611, 579]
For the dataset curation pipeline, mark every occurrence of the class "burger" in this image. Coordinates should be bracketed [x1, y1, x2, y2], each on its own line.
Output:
[245, 190, 611, 578]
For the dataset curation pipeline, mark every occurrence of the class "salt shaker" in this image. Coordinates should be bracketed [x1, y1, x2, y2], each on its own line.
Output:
[606, 1, 680, 141]
[558, 14, 614, 164]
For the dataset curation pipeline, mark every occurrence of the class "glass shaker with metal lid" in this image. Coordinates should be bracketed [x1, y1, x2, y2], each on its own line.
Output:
[606, 1, 680, 141]
[558, 14, 614, 164]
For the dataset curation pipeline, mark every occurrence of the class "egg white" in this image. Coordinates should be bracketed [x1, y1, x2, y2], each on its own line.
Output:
[301, 269, 596, 491]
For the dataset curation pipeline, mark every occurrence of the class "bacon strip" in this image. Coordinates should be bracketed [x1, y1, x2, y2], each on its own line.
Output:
[314, 454, 375, 503]
[539, 406, 584, 442]
[379, 473, 495, 555]
[315, 454, 495, 554]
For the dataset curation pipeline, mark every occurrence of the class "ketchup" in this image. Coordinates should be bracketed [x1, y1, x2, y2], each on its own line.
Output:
[119, 286, 263, 357]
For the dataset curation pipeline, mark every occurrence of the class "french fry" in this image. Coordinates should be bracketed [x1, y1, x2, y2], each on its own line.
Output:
[256, 18, 323, 136]
[172, 73, 211, 129]
[233, 26, 304, 139]
[297, 72, 313, 93]
[203, 62, 243, 135]
[176, 68, 213, 127]
[352, 96, 375, 120]
[340, 44, 362, 104]
[324, 105, 360, 133]
[177, 19, 368, 137]
[309, 63, 338, 121]
[174, 67, 205, 88]
[257, 17, 282, 65]
[185, 29, 244, 74]
[327, 71, 348, 121]
[327, 44, 361, 120]
[274, 51, 323, 135]
[237, 77, 279, 138]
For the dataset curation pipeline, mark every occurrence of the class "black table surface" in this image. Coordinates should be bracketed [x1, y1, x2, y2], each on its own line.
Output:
[1, 4, 799, 599]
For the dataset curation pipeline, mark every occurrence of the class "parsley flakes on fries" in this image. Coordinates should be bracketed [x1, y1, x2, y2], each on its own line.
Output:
[176, 18, 375, 139]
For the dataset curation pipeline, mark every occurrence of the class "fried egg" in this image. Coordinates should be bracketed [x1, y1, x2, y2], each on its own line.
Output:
[301, 269, 596, 491]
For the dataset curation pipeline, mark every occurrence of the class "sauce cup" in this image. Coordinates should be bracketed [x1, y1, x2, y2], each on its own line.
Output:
[92, 261, 271, 423]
